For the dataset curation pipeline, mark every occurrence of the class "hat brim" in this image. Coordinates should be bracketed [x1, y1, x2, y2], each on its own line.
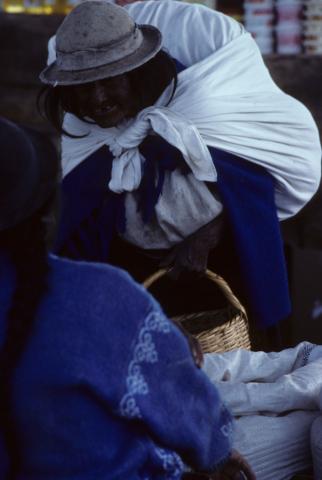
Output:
[40, 25, 162, 86]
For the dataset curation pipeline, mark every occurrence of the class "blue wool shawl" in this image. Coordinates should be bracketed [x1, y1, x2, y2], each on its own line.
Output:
[0, 252, 233, 478]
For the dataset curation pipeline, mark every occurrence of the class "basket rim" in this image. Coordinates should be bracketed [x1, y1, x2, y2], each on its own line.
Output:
[143, 268, 248, 320]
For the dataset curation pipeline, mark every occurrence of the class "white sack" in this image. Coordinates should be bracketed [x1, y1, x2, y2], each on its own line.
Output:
[203, 342, 322, 479]
[235, 411, 319, 480]
[48, 1, 321, 222]
[311, 415, 322, 479]
[203, 342, 322, 415]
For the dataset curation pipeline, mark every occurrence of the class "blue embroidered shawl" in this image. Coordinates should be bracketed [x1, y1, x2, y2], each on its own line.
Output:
[0, 252, 233, 478]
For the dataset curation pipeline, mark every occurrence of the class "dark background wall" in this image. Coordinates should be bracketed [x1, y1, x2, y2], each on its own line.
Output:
[0, 13, 63, 133]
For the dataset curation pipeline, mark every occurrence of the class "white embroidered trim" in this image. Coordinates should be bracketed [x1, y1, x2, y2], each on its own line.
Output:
[154, 447, 185, 480]
[221, 422, 233, 438]
[220, 404, 234, 438]
[119, 310, 171, 418]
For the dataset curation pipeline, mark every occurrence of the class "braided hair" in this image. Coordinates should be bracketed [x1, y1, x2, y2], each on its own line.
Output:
[0, 117, 60, 478]
[0, 193, 59, 478]
[38, 49, 178, 138]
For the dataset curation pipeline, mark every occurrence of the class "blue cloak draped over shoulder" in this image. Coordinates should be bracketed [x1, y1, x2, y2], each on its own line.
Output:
[55, 136, 291, 329]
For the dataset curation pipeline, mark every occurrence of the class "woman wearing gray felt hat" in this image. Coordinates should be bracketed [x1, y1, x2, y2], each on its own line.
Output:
[38, 0, 226, 303]
[39, 0, 171, 130]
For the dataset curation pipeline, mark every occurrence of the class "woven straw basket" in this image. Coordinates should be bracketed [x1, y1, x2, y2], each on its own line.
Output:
[143, 268, 251, 354]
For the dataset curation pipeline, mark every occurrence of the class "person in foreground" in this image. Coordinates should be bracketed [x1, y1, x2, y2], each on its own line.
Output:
[39, 0, 321, 333]
[0, 117, 255, 479]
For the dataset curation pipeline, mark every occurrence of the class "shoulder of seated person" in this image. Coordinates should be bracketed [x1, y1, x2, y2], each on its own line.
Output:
[49, 253, 149, 299]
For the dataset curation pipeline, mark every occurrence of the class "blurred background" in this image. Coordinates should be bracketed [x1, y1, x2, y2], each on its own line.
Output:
[1, 0, 322, 348]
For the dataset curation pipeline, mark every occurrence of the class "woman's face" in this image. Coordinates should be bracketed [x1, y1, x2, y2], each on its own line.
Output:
[70, 74, 139, 128]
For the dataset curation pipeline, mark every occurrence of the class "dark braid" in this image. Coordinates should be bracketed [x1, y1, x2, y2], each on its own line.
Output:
[0, 197, 54, 478]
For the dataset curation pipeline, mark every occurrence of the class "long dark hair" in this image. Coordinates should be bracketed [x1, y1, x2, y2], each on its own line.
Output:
[0, 193, 58, 478]
[38, 49, 178, 138]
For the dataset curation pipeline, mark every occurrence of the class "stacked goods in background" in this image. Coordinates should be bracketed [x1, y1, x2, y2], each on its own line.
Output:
[2, 0, 77, 13]
[3, 0, 322, 56]
[2, 0, 217, 13]
[243, 0, 303, 54]
[275, 0, 303, 54]
[303, 0, 322, 53]
[243, 0, 275, 54]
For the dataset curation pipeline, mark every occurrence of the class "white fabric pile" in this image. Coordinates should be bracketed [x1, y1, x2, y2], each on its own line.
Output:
[203, 342, 322, 479]
[311, 391, 322, 479]
[47, 1, 321, 247]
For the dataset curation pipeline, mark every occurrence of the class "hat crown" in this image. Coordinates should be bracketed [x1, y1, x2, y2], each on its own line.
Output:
[39, 0, 162, 85]
[57, 1, 135, 53]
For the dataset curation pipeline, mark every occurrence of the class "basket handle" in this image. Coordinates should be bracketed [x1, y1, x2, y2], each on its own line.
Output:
[143, 268, 247, 319]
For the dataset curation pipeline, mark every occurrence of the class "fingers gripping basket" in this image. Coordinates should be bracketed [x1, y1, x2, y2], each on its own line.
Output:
[143, 269, 251, 354]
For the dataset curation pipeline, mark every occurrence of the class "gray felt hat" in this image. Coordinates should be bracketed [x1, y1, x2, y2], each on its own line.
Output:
[39, 0, 162, 86]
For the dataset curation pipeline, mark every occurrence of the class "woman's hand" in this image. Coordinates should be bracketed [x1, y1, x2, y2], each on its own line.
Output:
[210, 450, 256, 480]
[160, 215, 223, 279]
[172, 320, 204, 368]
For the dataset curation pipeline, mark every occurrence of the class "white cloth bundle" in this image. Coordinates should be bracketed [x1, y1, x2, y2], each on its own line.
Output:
[234, 411, 319, 480]
[47, 1, 321, 246]
[50, 0, 322, 223]
[203, 342, 322, 415]
[311, 415, 322, 479]
[203, 342, 322, 479]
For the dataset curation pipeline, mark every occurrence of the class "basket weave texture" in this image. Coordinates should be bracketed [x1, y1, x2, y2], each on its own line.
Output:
[143, 269, 251, 354]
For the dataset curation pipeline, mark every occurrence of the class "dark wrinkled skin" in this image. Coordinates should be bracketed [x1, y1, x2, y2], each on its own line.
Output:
[69, 75, 140, 128]
[160, 214, 224, 279]
[183, 450, 256, 480]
